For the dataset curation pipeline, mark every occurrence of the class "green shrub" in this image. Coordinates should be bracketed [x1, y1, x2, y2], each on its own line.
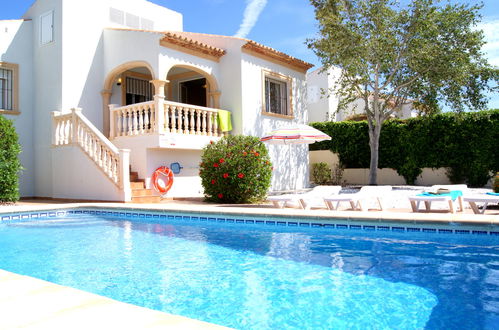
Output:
[199, 135, 272, 203]
[494, 172, 499, 193]
[310, 110, 499, 186]
[311, 162, 331, 184]
[0, 115, 22, 203]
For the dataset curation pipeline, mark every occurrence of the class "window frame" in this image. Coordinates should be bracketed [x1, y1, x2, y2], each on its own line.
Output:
[0, 62, 19, 115]
[261, 69, 293, 119]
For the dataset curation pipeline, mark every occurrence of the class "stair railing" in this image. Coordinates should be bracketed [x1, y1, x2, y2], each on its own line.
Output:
[52, 108, 131, 192]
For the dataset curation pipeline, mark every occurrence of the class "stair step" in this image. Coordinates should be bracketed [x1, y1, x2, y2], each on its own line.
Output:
[132, 188, 155, 197]
[130, 181, 145, 189]
[130, 195, 162, 203]
[130, 171, 140, 182]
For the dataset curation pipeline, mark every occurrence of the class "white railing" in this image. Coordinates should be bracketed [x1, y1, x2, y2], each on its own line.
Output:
[52, 108, 130, 190]
[162, 101, 221, 137]
[109, 100, 224, 138]
[109, 101, 155, 138]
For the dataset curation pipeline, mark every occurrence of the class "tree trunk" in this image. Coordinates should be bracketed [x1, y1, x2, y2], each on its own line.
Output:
[368, 121, 381, 185]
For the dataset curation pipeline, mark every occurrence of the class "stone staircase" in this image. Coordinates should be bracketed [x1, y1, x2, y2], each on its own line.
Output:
[129, 170, 162, 203]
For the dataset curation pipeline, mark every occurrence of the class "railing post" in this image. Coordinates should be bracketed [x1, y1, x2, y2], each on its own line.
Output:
[51, 111, 61, 145]
[119, 148, 131, 201]
[71, 108, 82, 145]
[109, 104, 117, 139]
[150, 79, 168, 133]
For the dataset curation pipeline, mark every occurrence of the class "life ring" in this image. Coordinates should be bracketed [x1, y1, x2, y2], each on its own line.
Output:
[152, 166, 174, 196]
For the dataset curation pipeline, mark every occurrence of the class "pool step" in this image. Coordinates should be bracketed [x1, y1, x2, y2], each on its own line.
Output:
[129, 171, 162, 204]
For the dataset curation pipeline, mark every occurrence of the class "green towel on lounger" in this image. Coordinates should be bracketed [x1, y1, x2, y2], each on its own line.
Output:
[217, 110, 232, 132]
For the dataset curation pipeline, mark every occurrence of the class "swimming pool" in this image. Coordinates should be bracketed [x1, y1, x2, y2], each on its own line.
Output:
[0, 208, 498, 329]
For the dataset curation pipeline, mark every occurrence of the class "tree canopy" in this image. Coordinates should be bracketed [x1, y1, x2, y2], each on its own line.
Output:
[307, 0, 499, 184]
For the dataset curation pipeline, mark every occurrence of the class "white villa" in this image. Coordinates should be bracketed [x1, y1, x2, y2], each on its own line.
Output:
[0, 0, 313, 202]
[307, 66, 416, 123]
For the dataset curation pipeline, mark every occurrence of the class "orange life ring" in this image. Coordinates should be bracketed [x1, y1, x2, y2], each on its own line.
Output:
[152, 166, 174, 195]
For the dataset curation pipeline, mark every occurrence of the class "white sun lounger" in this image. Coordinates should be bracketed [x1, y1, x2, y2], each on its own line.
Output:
[323, 186, 392, 211]
[463, 195, 499, 214]
[408, 185, 467, 214]
[267, 185, 342, 209]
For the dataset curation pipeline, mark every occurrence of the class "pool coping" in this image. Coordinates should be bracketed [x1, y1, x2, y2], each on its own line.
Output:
[1, 202, 498, 226]
[0, 269, 229, 329]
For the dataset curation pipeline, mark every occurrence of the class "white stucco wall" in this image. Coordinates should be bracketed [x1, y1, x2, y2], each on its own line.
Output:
[0, 20, 34, 196]
[307, 66, 341, 123]
[240, 54, 309, 192]
[23, 0, 63, 198]
[307, 66, 416, 123]
[52, 146, 127, 201]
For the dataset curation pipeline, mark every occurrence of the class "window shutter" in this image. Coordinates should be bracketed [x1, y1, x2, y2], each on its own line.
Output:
[40, 11, 54, 45]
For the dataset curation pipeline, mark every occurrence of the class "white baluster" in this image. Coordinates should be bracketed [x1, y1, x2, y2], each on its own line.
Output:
[163, 104, 169, 133]
[150, 105, 156, 132]
[207, 112, 213, 136]
[144, 107, 150, 133]
[132, 107, 138, 135]
[202, 111, 207, 135]
[177, 107, 184, 134]
[117, 110, 123, 137]
[213, 112, 219, 137]
[138, 107, 144, 134]
[127, 110, 133, 136]
[196, 109, 202, 135]
[189, 109, 195, 134]
[171, 106, 177, 133]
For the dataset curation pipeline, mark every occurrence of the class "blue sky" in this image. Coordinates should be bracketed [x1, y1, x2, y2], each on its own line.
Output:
[2, 0, 498, 108]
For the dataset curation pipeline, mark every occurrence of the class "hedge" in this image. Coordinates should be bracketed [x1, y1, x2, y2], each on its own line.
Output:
[310, 110, 499, 186]
[0, 115, 22, 203]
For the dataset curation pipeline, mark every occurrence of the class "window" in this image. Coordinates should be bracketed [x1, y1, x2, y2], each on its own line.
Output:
[40, 11, 54, 45]
[125, 76, 153, 105]
[0, 62, 18, 114]
[262, 70, 292, 118]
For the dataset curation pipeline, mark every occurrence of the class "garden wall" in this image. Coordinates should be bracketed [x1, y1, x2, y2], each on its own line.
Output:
[309, 150, 490, 187]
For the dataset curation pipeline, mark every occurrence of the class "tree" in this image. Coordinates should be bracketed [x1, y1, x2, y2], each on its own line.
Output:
[307, 0, 499, 184]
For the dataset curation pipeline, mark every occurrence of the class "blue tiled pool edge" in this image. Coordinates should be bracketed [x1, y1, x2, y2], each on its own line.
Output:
[1, 206, 498, 237]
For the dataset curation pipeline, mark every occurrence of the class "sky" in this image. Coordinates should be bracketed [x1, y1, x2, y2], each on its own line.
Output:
[1, 0, 498, 109]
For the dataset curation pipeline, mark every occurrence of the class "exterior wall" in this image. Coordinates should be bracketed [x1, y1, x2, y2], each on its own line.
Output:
[307, 66, 416, 123]
[240, 53, 309, 191]
[307, 66, 340, 123]
[113, 137, 204, 198]
[23, 0, 63, 198]
[171, 33, 245, 134]
[52, 146, 126, 201]
[0, 20, 34, 197]
[146, 149, 204, 198]
[17, 0, 183, 199]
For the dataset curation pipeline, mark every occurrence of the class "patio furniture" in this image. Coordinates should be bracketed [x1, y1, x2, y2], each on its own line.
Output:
[408, 185, 467, 214]
[463, 193, 499, 214]
[267, 185, 342, 209]
[323, 186, 392, 211]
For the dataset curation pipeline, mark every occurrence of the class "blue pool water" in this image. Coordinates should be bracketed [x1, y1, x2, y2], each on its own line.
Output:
[0, 210, 498, 329]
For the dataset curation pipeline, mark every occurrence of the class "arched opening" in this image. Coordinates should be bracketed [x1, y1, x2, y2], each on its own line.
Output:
[166, 65, 220, 108]
[102, 61, 155, 136]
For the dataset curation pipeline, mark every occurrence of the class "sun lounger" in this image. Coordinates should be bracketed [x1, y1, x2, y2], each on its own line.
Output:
[323, 186, 392, 211]
[408, 185, 467, 214]
[267, 185, 342, 209]
[464, 193, 499, 214]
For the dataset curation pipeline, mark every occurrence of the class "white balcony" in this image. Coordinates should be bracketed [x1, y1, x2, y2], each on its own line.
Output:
[109, 99, 228, 150]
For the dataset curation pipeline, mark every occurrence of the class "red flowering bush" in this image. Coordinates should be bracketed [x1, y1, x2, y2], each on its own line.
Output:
[200, 135, 272, 203]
